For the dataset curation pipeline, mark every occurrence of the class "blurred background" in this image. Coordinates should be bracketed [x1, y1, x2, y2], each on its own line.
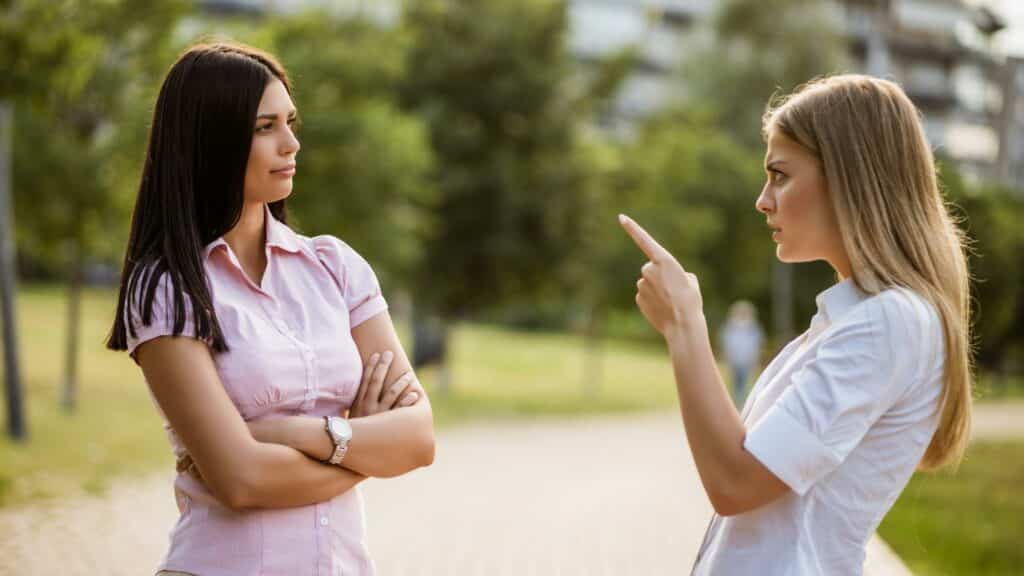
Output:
[1, 0, 1022, 574]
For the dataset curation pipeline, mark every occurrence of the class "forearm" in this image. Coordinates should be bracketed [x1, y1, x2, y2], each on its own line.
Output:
[255, 402, 435, 478]
[237, 441, 366, 509]
[346, 401, 435, 477]
[665, 321, 750, 503]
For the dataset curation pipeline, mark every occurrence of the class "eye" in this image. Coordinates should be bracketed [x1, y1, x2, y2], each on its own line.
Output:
[287, 116, 301, 132]
[769, 169, 786, 183]
[256, 122, 273, 133]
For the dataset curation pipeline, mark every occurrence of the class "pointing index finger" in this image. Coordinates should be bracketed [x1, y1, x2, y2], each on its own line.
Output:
[618, 214, 668, 261]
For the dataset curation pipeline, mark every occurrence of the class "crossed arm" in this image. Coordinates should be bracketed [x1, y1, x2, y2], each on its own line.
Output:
[137, 310, 434, 511]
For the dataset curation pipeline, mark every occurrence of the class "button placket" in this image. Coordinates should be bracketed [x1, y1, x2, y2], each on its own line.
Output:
[257, 293, 318, 410]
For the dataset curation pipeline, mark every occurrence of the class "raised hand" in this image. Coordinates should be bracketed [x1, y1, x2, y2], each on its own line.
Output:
[618, 214, 705, 341]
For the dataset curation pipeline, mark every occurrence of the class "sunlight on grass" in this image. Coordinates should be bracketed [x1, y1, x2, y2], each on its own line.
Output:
[878, 441, 1024, 576]
[1, 286, 679, 506]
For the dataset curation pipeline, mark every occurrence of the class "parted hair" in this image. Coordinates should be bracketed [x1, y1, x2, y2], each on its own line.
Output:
[107, 42, 292, 355]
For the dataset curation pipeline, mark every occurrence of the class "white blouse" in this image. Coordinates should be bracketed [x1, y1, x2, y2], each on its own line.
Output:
[693, 279, 945, 576]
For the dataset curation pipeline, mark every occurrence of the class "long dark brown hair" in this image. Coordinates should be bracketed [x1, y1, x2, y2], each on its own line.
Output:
[107, 42, 292, 354]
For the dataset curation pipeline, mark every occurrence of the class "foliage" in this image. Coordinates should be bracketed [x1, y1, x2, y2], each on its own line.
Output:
[879, 440, 1024, 575]
[400, 0, 585, 316]
[261, 13, 437, 289]
[3, 0, 190, 273]
[684, 0, 848, 149]
[939, 161, 1024, 373]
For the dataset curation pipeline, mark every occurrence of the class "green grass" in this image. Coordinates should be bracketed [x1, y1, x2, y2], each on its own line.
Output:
[878, 441, 1024, 576]
[421, 323, 679, 426]
[975, 374, 1024, 401]
[0, 286, 175, 506]
[0, 285, 679, 507]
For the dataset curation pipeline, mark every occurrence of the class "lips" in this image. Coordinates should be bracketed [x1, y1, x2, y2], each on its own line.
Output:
[271, 163, 296, 177]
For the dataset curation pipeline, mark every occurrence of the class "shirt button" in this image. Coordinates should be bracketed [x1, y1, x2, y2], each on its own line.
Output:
[320, 516, 329, 526]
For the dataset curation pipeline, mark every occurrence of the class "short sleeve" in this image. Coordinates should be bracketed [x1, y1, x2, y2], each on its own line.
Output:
[743, 295, 921, 494]
[313, 235, 389, 328]
[123, 267, 201, 363]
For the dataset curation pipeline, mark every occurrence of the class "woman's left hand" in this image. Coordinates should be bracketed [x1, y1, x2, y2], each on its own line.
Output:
[619, 214, 705, 341]
[350, 350, 423, 418]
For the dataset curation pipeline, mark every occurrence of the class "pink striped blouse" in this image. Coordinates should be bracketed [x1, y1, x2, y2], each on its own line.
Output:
[125, 203, 387, 575]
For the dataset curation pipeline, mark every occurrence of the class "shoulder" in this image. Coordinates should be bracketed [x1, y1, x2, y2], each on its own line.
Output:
[838, 286, 943, 377]
[307, 233, 361, 261]
[857, 287, 940, 341]
[126, 260, 187, 318]
[295, 233, 382, 298]
[298, 234, 374, 275]
[122, 259, 206, 359]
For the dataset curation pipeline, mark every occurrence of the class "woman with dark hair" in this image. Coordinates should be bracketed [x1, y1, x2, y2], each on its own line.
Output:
[107, 42, 434, 575]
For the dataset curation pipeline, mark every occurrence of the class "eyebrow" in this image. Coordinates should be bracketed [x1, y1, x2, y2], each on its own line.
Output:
[765, 160, 787, 171]
[256, 110, 298, 121]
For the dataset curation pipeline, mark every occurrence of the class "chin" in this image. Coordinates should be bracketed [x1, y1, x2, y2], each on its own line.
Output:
[776, 245, 811, 264]
[265, 185, 293, 203]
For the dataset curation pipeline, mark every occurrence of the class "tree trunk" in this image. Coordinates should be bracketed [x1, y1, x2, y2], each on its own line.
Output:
[771, 259, 794, 347]
[581, 303, 604, 399]
[62, 239, 82, 413]
[412, 307, 452, 397]
[0, 100, 27, 441]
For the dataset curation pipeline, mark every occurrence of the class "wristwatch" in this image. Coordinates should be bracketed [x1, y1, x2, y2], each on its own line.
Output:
[322, 416, 353, 465]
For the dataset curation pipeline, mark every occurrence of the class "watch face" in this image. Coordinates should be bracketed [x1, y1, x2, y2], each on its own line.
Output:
[329, 418, 351, 440]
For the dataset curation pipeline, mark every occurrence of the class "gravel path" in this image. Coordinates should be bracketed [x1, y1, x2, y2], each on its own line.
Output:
[8, 402, 1016, 575]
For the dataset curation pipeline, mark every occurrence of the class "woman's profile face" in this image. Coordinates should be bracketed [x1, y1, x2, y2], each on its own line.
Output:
[244, 78, 300, 204]
[755, 128, 848, 275]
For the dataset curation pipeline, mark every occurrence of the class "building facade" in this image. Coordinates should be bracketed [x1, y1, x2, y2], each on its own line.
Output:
[568, 0, 1012, 184]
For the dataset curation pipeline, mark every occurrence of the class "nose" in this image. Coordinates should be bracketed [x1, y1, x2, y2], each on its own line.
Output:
[755, 182, 774, 215]
[281, 126, 300, 157]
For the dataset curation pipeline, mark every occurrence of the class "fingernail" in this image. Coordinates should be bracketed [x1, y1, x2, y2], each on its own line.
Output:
[401, 392, 418, 406]
[370, 353, 380, 363]
[383, 350, 394, 362]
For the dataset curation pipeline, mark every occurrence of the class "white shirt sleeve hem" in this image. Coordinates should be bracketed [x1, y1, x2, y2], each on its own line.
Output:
[743, 406, 842, 495]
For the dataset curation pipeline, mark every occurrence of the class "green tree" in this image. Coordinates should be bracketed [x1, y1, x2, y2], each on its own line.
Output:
[687, 0, 848, 149]
[940, 162, 1024, 380]
[400, 0, 586, 389]
[680, 0, 848, 344]
[259, 13, 436, 291]
[605, 108, 768, 332]
[3, 0, 189, 412]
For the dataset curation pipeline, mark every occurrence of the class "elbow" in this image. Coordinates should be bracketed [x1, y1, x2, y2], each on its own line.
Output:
[214, 465, 261, 511]
[418, 431, 436, 468]
[209, 475, 254, 511]
[707, 478, 750, 517]
[709, 490, 744, 517]
[410, 402, 436, 469]
[223, 489, 252, 512]
[400, 415, 436, 474]
[396, 424, 434, 475]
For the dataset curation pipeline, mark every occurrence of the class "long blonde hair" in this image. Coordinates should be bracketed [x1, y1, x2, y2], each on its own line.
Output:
[764, 74, 973, 470]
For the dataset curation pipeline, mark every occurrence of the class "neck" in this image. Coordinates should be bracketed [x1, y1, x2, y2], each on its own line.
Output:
[224, 202, 267, 267]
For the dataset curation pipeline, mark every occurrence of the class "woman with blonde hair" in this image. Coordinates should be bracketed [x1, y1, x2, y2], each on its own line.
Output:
[619, 74, 972, 574]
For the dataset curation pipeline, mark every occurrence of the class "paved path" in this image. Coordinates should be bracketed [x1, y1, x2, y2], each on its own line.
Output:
[0, 410, 940, 575]
[970, 400, 1024, 440]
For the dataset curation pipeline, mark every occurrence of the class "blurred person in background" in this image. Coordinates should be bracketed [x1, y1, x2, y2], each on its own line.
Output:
[620, 74, 972, 575]
[106, 42, 434, 576]
[719, 300, 764, 406]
